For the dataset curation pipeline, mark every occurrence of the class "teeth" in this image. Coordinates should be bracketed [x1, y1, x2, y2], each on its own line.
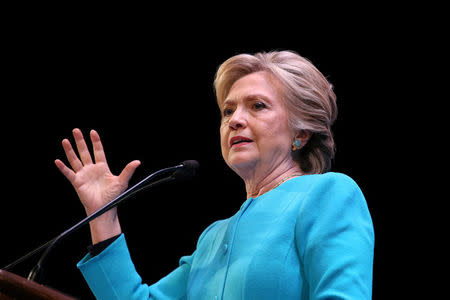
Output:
[233, 139, 249, 145]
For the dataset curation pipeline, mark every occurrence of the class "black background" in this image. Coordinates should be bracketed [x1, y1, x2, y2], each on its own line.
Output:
[1, 5, 439, 299]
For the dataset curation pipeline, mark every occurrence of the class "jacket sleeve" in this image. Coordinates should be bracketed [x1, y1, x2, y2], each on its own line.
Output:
[295, 173, 375, 299]
[77, 234, 193, 300]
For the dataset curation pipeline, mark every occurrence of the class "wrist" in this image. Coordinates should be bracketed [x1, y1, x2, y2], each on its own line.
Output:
[88, 208, 122, 244]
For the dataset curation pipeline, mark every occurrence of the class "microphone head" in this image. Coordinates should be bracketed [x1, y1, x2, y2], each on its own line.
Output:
[171, 160, 199, 181]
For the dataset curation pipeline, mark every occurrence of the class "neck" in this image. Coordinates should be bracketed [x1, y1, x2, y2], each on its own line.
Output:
[242, 161, 304, 199]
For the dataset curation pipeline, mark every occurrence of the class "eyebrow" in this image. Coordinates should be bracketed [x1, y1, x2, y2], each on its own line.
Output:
[222, 93, 270, 106]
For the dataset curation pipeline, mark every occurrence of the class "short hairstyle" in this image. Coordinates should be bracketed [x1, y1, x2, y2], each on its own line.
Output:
[214, 50, 337, 174]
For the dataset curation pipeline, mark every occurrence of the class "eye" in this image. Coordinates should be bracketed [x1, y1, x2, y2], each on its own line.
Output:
[253, 101, 266, 110]
[223, 107, 234, 117]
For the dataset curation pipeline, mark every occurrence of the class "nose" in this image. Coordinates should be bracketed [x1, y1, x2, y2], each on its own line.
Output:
[229, 108, 247, 130]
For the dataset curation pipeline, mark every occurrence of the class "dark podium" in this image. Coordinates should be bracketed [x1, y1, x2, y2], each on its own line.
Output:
[0, 269, 76, 300]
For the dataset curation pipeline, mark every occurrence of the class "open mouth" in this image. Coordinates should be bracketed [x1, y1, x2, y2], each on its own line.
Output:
[230, 136, 253, 147]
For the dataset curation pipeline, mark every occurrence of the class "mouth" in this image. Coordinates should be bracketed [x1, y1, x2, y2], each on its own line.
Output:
[230, 136, 253, 147]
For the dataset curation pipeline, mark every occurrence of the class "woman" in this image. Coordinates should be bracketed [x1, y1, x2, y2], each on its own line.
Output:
[56, 50, 374, 299]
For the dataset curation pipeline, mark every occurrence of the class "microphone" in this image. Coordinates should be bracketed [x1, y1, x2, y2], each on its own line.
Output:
[171, 160, 199, 181]
[3, 160, 199, 282]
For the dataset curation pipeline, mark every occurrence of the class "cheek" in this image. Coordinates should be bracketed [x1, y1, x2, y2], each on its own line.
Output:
[257, 117, 292, 150]
[219, 124, 229, 155]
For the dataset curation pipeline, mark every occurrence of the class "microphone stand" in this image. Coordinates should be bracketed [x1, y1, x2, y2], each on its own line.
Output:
[3, 163, 183, 282]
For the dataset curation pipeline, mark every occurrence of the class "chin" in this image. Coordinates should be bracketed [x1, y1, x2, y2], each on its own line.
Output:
[226, 152, 258, 174]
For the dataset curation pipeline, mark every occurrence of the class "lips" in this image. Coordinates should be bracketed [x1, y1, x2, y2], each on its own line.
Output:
[230, 136, 253, 147]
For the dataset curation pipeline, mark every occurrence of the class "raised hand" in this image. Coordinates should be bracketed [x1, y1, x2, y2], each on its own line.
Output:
[55, 128, 141, 243]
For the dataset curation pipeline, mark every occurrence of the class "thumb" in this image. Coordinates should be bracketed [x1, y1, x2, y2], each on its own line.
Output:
[119, 160, 141, 184]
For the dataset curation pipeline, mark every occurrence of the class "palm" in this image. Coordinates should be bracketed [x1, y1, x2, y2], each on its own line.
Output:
[72, 163, 122, 209]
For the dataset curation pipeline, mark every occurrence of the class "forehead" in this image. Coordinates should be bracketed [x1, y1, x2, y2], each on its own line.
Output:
[222, 71, 283, 106]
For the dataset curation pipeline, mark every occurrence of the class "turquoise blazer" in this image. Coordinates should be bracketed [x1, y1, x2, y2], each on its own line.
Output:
[78, 172, 374, 299]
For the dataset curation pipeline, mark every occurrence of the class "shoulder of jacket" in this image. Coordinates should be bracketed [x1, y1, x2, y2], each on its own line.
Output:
[310, 172, 360, 190]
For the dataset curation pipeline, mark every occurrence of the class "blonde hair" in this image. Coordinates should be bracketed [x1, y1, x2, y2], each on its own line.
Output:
[214, 50, 337, 174]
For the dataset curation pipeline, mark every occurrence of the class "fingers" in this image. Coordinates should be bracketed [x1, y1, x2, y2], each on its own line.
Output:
[55, 159, 76, 183]
[90, 129, 107, 163]
[119, 160, 141, 184]
[57, 129, 139, 185]
[59, 128, 100, 172]
[73, 128, 93, 166]
[61, 137, 84, 172]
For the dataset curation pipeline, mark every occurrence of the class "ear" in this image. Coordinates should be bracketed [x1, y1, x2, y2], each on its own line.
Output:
[295, 130, 312, 146]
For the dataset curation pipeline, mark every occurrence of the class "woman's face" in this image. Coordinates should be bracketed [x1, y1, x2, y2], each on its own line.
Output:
[220, 71, 294, 177]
